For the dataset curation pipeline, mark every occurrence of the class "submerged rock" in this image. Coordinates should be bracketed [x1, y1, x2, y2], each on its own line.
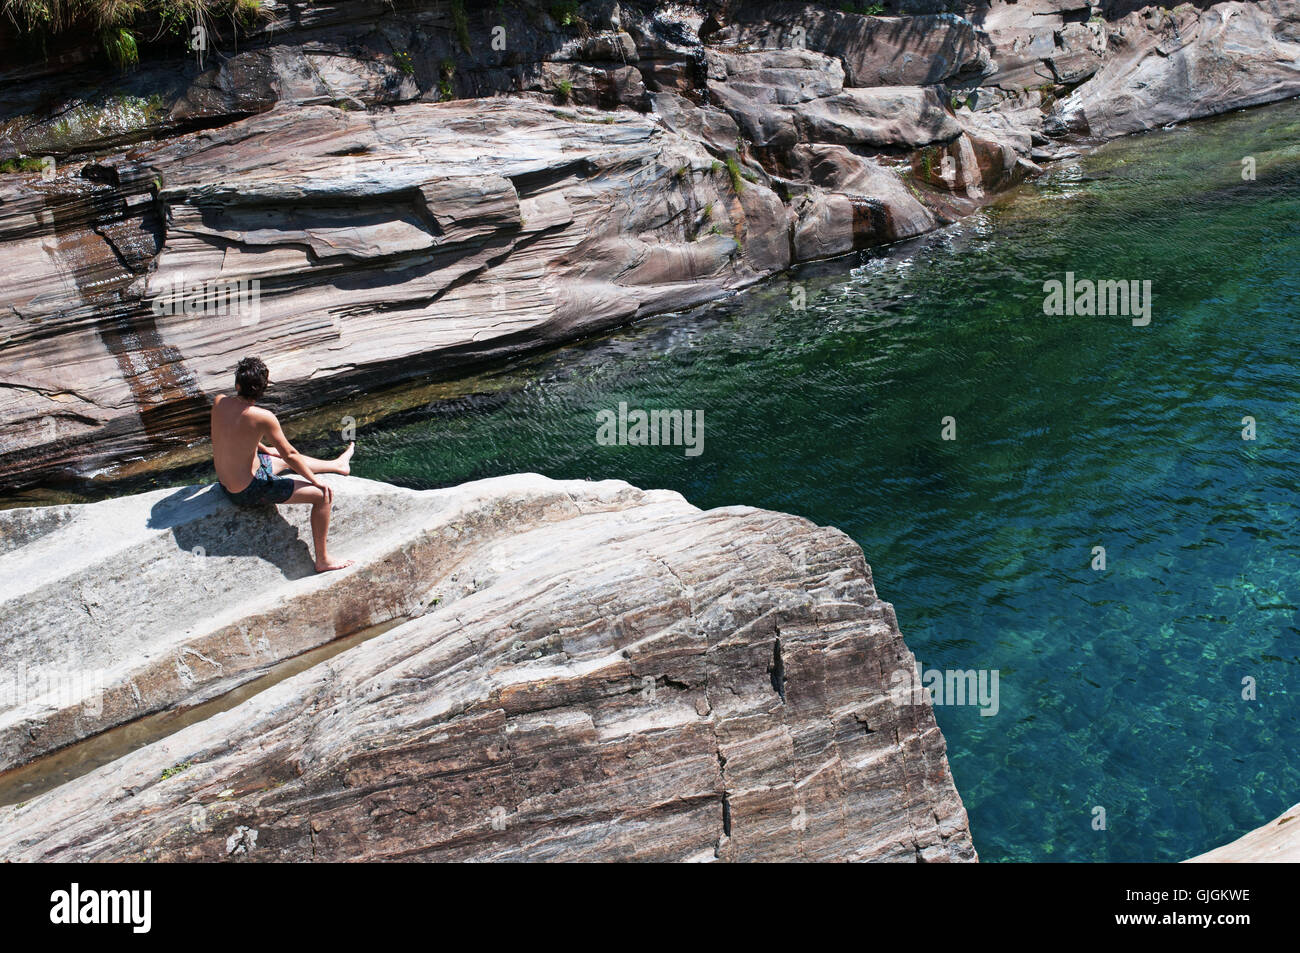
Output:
[0, 474, 975, 862]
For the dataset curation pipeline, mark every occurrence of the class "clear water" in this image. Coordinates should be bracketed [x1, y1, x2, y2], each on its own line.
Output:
[341, 100, 1300, 862]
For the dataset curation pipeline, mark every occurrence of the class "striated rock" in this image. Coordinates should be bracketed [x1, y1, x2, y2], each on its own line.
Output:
[977, 0, 1103, 91]
[701, 50, 963, 157]
[703, 47, 845, 150]
[0, 98, 787, 489]
[728, 3, 991, 87]
[1053, 1, 1300, 137]
[651, 91, 743, 157]
[1186, 801, 1300, 862]
[0, 474, 976, 862]
[532, 62, 649, 109]
[797, 86, 964, 151]
[787, 145, 936, 259]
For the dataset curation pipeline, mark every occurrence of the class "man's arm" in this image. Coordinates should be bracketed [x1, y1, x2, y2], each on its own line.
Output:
[261, 411, 331, 501]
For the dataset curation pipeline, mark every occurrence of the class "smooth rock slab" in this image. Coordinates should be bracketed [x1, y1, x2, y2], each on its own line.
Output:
[1186, 801, 1300, 862]
[0, 474, 976, 862]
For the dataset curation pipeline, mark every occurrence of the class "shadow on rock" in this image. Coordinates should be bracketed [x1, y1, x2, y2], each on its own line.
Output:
[148, 484, 316, 580]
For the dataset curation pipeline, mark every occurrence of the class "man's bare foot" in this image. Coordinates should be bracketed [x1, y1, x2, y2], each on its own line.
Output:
[335, 442, 355, 476]
[315, 558, 354, 573]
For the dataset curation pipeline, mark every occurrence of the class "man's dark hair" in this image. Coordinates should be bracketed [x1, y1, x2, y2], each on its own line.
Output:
[235, 357, 269, 401]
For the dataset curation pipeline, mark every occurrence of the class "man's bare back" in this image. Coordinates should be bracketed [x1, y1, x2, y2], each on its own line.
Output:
[212, 358, 355, 573]
[211, 394, 277, 494]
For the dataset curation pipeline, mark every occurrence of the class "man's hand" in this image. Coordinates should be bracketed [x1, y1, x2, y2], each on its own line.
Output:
[314, 481, 333, 505]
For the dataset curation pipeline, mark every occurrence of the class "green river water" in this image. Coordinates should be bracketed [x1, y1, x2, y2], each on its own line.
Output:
[29, 98, 1300, 862]
[347, 99, 1300, 862]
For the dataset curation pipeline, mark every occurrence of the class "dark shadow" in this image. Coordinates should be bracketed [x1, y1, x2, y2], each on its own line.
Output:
[148, 484, 317, 580]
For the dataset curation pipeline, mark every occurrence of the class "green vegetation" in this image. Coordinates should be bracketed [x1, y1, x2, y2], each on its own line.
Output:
[549, 0, 583, 29]
[100, 25, 137, 70]
[438, 58, 456, 101]
[3, 1, 269, 68]
[724, 154, 745, 194]
[3, 0, 266, 33]
[555, 77, 573, 102]
[0, 155, 47, 173]
[161, 760, 193, 781]
[394, 49, 414, 75]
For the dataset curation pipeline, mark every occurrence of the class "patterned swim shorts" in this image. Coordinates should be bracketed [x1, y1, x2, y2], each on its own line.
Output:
[220, 451, 296, 506]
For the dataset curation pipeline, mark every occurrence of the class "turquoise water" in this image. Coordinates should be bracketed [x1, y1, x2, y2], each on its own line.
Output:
[353, 102, 1300, 861]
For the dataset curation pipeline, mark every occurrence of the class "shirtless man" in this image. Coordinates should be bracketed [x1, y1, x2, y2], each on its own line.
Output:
[211, 356, 355, 572]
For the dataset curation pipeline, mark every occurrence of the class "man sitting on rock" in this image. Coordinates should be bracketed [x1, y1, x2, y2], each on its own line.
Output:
[211, 356, 355, 573]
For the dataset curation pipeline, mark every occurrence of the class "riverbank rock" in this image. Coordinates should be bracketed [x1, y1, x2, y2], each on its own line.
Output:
[0, 97, 787, 489]
[0, 474, 976, 862]
[2, 0, 1300, 490]
[1051, 1, 1300, 137]
[1186, 801, 1300, 862]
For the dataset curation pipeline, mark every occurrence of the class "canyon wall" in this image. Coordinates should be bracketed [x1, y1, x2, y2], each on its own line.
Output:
[2, 0, 1298, 489]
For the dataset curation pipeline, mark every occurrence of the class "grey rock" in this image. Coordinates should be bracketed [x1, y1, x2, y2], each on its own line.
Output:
[1186, 801, 1300, 862]
[0, 474, 976, 863]
[1055, 1, 1300, 137]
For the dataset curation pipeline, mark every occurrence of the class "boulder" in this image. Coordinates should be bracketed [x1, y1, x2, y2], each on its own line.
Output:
[797, 86, 964, 150]
[728, 4, 991, 87]
[1054, 1, 1300, 137]
[788, 145, 936, 259]
[0, 473, 976, 862]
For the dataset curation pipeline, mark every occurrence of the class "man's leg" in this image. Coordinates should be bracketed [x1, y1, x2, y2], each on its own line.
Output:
[270, 442, 354, 476]
[285, 480, 353, 572]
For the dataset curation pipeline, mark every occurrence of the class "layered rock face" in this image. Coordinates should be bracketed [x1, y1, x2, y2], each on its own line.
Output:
[0, 474, 975, 862]
[2, 0, 1298, 490]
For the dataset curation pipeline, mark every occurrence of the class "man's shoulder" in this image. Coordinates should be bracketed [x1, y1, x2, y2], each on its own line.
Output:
[248, 404, 279, 426]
